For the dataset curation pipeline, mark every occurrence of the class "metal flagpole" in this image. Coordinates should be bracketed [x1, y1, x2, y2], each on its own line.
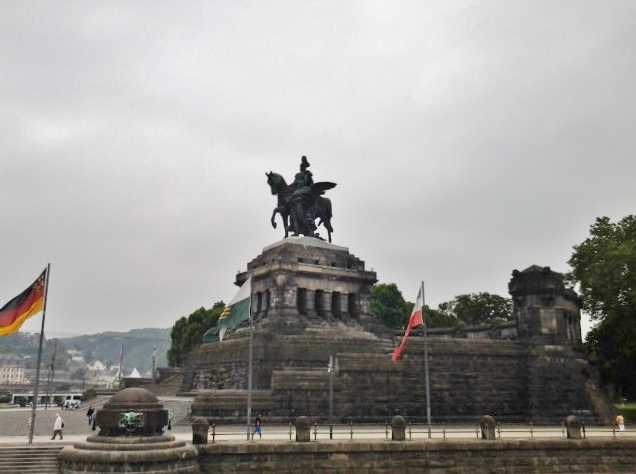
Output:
[151, 347, 157, 392]
[29, 263, 50, 445]
[422, 281, 432, 429]
[328, 355, 334, 439]
[45, 338, 57, 410]
[118, 343, 123, 387]
[246, 291, 254, 441]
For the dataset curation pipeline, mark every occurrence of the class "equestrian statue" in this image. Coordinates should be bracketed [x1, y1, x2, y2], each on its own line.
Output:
[266, 156, 336, 242]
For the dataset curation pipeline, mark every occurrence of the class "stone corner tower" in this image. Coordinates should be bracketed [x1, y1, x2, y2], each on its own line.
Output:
[508, 265, 582, 347]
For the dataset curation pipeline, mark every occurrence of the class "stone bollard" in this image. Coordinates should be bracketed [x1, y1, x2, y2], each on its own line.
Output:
[295, 416, 312, 442]
[192, 416, 210, 444]
[564, 415, 582, 439]
[480, 415, 497, 440]
[391, 415, 406, 441]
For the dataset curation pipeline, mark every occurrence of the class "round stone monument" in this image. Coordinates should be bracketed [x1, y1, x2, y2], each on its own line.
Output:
[58, 387, 199, 473]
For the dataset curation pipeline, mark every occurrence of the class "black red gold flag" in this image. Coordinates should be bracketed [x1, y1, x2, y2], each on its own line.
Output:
[0, 270, 47, 336]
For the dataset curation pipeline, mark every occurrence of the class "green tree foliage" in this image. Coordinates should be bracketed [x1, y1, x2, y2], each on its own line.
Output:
[424, 306, 457, 328]
[566, 215, 636, 399]
[437, 293, 513, 326]
[370, 284, 512, 330]
[70, 367, 86, 380]
[370, 283, 412, 329]
[168, 302, 225, 367]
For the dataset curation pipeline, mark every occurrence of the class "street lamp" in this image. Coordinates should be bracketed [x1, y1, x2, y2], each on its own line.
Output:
[328, 355, 334, 439]
[151, 347, 157, 392]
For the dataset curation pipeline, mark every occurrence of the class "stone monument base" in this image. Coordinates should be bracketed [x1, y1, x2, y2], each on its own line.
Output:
[59, 435, 199, 473]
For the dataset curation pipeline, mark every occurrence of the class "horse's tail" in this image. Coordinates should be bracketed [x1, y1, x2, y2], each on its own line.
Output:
[316, 197, 333, 233]
[322, 197, 332, 219]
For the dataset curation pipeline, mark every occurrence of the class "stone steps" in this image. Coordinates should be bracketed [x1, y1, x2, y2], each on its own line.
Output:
[0, 445, 62, 474]
[160, 398, 193, 426]
[153, 373, 184, 396]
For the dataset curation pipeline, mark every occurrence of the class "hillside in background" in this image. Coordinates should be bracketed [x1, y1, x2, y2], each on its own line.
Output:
[64, 328, 171, 374]
[0, 328, 171, 375]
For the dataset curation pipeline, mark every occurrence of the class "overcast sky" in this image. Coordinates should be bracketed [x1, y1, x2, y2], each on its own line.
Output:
[2, 1, 635, 338]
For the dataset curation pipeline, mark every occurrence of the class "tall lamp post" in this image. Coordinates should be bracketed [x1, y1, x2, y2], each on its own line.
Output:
[328, 355, 334, 439]
[151, 347, 157, 392]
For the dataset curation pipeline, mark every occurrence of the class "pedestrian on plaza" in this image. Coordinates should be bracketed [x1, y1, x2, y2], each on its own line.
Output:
[86, 405, 95, 425]
[253, 413, 262, 439]
[51, 413, 64, 440]
[26, 414, 36, 437]
[616, 413, 625, 433]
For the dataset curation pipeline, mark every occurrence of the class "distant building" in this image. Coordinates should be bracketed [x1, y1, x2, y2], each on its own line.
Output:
[128, 367, 141, 378]
[0, 354, 26, 385]
[87, 360, 106, 371]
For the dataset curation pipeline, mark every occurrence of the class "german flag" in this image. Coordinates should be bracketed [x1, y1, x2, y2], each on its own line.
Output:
[0, 270, 47, 336]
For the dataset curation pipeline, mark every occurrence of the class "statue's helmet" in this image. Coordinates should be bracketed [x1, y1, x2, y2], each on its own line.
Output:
[301, 156, 310, 168]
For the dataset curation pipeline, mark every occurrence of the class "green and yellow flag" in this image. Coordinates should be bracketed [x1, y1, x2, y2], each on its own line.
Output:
[203, 277, 251, 343]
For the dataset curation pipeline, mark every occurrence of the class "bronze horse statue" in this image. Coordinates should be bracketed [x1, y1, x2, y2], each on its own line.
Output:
[266, 171, 335, 242]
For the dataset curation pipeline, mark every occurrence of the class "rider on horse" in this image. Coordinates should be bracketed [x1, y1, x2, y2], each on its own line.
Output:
[288, 156, 317, 236]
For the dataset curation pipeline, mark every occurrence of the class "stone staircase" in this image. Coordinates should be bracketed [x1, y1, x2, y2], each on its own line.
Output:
[159, 397, 193, 425]
[152, 373, 184, 396]
[0, 445, 62, 474]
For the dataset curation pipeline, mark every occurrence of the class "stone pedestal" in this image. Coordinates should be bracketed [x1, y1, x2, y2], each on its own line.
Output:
[391, 415, 406, 441]
[59, 436, 199, 473]
[59, 388, 199, 473]
[565, 415, 582, 439]
[480, 415, 496, 440]
[94, 387, 169, 436]
[192, 417, 210, 444]
[295, 416, 312, 442]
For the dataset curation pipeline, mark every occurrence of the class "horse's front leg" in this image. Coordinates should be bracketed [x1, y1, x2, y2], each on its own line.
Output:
[271, 208, 280, 229]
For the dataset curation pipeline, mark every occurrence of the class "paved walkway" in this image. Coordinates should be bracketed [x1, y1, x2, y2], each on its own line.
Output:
[0, 406, 631, 445]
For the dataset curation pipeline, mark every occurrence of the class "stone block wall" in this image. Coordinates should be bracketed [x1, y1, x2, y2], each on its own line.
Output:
[328, 339, 596, 424]
[187, 330, 602, 424]
[197, 439, 636, 474]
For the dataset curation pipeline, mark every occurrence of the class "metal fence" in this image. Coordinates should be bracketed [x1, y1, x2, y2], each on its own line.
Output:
[205, 422, 634, 443]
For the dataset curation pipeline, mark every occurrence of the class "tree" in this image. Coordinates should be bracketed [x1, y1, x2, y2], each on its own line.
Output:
[566, 215, 636, 400]
[370, 283, 412, 329]
[424, 305, 457, 328]
[70, 367, 86, 380]
[168, 302, 225, 367]
[437, 293, 513, 326]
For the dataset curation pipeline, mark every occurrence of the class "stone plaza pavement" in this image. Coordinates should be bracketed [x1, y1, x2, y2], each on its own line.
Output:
[0, 406, 192, 444]
[0, 406, 631, 445]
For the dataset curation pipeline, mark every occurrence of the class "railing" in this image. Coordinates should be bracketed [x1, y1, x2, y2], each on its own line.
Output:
[204, 422, 634, 443]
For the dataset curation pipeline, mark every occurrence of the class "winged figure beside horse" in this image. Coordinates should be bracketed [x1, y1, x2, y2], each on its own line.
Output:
[267, 156, 336, 242]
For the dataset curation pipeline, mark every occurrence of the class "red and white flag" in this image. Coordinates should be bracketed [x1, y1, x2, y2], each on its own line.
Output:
[391, 286, 424, 361]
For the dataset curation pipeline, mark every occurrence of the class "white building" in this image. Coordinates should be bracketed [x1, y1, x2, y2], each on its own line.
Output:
[0, 354, 25, 385]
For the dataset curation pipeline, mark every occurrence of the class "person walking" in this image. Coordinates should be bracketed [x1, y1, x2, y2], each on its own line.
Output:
[616, 413, 625, 433]
[253, 413, 262, 439]
[26, 414, 36, 437]
[51, 413, 64, 440]
[87, 405, 95, 425]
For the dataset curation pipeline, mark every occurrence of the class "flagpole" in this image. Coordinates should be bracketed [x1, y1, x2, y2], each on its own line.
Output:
[28, 263, 50, 445]
[422, 280, 432, 430]
[246, 296, 254, 441]
[118, 343, 123, 387]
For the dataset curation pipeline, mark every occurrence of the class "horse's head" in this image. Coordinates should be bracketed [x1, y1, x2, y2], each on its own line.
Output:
[266, 171, 285, 195]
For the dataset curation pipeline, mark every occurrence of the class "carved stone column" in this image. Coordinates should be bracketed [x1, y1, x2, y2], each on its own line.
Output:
[320, 291, 333, 319]
[339, 293, 350, 319]
[304, 289, 317, 317]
